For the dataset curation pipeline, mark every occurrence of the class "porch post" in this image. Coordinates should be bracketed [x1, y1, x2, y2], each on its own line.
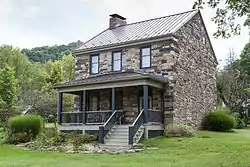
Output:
[57, 92, 63, 125]
[143, 85, 149, 123]
[161, 90, 165, 124]
[79, 92, 83, 124]
[112, 88, 116, 112]
[83, 90, 87, 124]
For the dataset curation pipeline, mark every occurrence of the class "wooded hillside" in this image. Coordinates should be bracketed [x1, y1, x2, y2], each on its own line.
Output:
[21, 40, 82, 62]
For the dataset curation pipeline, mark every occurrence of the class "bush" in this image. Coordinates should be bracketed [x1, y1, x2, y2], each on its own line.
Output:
[33, 129, 97, 148]
[202, 108, 236, 132]
[6, 115, 44, 144]
[67, 133, 97, 146]
[0, 128, 4, 143]
[164, 124, 196, 137]
[235, 117, 245, 129]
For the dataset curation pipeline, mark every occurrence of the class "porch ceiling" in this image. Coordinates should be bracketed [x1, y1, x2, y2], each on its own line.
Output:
[53, 70, 168, 92]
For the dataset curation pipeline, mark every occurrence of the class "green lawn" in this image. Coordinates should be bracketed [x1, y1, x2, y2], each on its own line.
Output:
[1, 130, 250, 167]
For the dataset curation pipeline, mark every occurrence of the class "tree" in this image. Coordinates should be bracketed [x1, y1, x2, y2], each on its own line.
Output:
[21, 40, 82, 62]
[42, 60, 63, 91]
[238, 41, 250, 77]
[217, 47, 250, 125]
[30, 90, 74, 123]
[0, 64, 20, 124]
[193, 0, 250, 38]
[0, 46, 30, 81]
[61, 53, 75, 82]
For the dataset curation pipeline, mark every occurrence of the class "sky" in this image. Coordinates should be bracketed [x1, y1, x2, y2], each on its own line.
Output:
[0, 0, 249, 67]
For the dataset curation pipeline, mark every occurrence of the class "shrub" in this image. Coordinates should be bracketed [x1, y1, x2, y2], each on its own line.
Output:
[164, 124, 196, 137]
[67, 133, 97, 146]
[32, 129, 97, 148]
[202, 108, 236, 132]
[6, 115, 44, 144]
[235, 117, 245, 129]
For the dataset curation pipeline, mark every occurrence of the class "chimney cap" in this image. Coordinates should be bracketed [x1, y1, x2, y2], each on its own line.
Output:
[109, 14, 126, 20]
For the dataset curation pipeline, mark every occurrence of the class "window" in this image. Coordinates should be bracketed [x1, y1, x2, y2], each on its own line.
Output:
[112, 51, 122, 71]
[202, 37, 206, 44]
[88, 94, 100, 111]
[189, 24, 194, 35]
[140, 46, 151, 68]
[90, 55, 99, 74]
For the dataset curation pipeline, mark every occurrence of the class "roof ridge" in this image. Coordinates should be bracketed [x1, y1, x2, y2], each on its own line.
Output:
[112, 9, 198, 29]
[74, 9, 199, 52]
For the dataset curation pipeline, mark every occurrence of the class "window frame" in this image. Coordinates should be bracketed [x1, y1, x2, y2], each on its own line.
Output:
[90, 54, 99, 74]
[112, 50, 122, 72]
[140, 46, 152, 69]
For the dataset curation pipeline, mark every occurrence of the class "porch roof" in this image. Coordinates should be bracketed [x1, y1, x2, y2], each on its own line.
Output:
[53, 71, 168, 91]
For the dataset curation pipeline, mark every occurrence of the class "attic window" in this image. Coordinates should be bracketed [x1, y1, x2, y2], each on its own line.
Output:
[202, 37, 206, 44]
[189, 24, 194, 35]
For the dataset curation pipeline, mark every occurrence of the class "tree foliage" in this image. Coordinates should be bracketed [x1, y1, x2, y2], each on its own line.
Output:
[193, 0, 250, 38]
[0, 41, 76, 123]
[217, 42, 250, 124]
[21, 40, 82, 62]
[0, 64, 20, 124]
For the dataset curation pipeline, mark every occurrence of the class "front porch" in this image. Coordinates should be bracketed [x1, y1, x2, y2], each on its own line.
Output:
[58, 86, 164, 125]
[54, 71, 168, 145]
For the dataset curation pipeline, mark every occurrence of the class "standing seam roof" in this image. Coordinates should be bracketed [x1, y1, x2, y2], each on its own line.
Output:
[74, 10, 198, 52]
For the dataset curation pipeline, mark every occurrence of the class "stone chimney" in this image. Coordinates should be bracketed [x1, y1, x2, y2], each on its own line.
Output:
[109, 14, 127, 29]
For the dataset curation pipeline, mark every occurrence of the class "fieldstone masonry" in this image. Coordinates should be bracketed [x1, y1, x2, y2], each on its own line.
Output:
[74, 12, 217, 128]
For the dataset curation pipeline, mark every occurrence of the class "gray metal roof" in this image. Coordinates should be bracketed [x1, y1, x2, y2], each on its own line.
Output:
[75, 10, 198, 52]
[54, 70, 168, 88]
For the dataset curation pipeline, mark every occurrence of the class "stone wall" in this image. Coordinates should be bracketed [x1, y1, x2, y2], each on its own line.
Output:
[74, 12, 217, 128]
[122, 87, 139, 123]
[74, 41, 176, 80]
[171, 13, 217, 128]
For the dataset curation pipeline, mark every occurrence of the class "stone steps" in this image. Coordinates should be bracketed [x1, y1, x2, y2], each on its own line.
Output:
[101, 125, 144, 151]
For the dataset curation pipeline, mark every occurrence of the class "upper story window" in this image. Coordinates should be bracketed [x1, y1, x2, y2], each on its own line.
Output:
[112, 51, 122, 71]
[140, 46, 151, 68]
[90, 55, 99, 74]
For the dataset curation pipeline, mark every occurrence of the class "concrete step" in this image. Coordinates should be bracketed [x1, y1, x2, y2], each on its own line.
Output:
[111, 128, 128, 132]
[109, 132, 128, 136]
[114, 125, 130, 128]
[107, 135, 128, 139]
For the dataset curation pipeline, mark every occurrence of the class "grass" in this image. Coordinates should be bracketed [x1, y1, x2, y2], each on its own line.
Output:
[1, 130, 250, 167]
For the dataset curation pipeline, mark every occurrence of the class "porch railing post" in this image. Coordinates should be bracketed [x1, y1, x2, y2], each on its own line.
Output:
[83, 90, 87, 124]
[99, 126, 104, 143]
[161, 89, 164, 124]
[143, 85, 149, 123]
[79, 93, 83, 124]
[57, 92, 63, 125]
[112, 88, 116, 112]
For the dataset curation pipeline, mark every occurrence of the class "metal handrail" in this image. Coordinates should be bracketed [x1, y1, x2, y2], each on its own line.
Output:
[98, 110, 123, 143]
[130, 109, 144, 127]
[103, 110, 118, 127]
[129, 109, 144, 145]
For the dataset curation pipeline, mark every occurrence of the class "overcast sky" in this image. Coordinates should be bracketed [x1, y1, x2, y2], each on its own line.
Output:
[0, 0, 249, 67]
